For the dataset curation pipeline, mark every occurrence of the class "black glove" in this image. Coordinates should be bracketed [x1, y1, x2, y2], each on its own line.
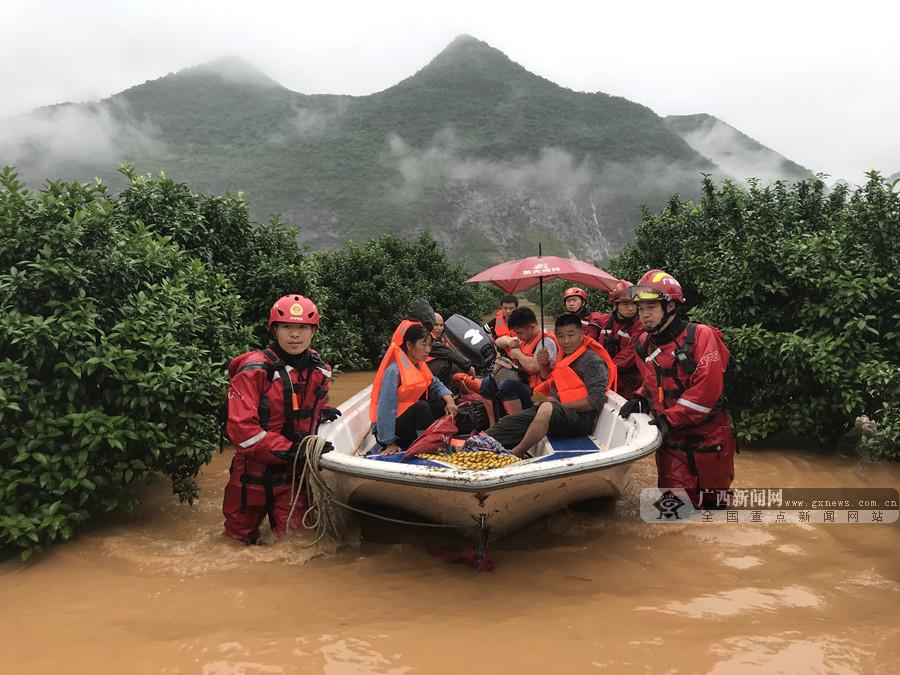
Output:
[273, 431, 310, 461]
[619, 396, 649, 418]
[650, 415, 670, 437]
[320, 407, 342, 423]
[322, 441, 334, 454]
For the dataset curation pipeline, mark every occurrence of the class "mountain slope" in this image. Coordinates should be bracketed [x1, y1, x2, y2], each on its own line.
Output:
[1, 37, 779, 267]
[664, 113, 809, 182]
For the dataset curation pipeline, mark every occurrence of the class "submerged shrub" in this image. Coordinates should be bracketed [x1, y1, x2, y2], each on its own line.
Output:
[610, 173, 900, 457]
[0, 168, 251, 559]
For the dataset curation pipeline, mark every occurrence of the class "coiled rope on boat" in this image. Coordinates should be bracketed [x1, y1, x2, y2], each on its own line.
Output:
[284, 436, 493, 570]
[286, 436, 462, 547]
[286, 435, 352, 546]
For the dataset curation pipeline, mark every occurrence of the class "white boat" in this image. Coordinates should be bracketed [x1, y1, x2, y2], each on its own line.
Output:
[317, 385, 662, 542]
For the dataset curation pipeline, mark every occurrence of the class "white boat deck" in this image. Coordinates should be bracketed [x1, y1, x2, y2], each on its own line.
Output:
[316, 385, 661, 538]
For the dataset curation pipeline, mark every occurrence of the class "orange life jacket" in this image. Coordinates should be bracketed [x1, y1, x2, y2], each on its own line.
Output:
[517, 330, 561, 389]
[533, 336, 618, 403]
[369, 320, 433, 423]
[494, 310, 513, 338]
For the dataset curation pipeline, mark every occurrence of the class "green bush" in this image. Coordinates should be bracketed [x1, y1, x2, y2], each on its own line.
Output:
[115, 168, 372, 371]
[0, 168, 253, 559]
[609, 173, 900, 457]
[0, 166, 502, 558]
[312, 233, 494, 365]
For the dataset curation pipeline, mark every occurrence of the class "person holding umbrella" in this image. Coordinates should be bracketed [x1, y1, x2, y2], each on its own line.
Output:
[484, 313, 610, 456]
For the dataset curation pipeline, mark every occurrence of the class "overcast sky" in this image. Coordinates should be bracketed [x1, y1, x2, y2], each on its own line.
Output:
[2, 0, 897, 181]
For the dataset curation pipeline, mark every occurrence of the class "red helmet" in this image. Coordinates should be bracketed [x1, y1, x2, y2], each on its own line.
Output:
[629, 270, 685, 304]
[563, 287, 587, 302]
[608, 280, 634, 304]
[268, 294, 320, 327]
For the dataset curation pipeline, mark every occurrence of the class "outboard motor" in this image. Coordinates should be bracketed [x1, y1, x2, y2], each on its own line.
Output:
[444, 314, 496, 371]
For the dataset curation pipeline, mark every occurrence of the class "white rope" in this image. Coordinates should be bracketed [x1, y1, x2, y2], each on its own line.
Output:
[285, 436, 465, 545]
[286, 435, 352, 546]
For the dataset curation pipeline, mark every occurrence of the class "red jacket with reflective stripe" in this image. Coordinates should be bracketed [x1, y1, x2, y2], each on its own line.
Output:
[225, 349, 331, 465]
[592, 311, 643, 397]
[634, 323, 730, 432]
[584, 311, 605, 341]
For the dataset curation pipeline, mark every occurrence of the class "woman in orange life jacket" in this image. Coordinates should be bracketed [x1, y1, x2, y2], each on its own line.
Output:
[483, 294, 519, 339]
[618, 270, 736, 508]
[484, 313, 611, 456]
[222, 295, 341, 545]
[371, 323, 459, 456]
[591, 280, 645, 400]
[457, 307, 560, 415]
[563, 286, 601, 341]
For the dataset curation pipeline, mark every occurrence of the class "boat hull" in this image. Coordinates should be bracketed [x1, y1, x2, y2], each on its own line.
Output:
[318, 385, 660, 540]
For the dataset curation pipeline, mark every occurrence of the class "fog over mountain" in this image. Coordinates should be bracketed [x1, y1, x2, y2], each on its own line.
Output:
[0, 36, 813, 267]
[664, 114, 809, 183]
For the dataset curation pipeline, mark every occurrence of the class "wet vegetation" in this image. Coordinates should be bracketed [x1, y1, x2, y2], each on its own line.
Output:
[2, 165, 897, 560]
[610, 172, 900, 458]
[0, 166, 489, 559]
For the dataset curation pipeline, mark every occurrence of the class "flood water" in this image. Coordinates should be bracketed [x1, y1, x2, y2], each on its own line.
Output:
[2, 371, 898, 674]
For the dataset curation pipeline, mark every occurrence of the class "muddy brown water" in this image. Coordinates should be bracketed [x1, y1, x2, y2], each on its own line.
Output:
[2, 372, 898, 674]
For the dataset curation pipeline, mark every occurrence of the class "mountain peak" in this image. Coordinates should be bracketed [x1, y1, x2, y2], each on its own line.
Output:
[431, 34, 516, 68]
[172, 55, 283, 89]
[395, 34, 546, 94]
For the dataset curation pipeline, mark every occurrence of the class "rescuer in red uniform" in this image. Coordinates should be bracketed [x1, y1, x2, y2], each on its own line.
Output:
[591, 280, 644, 400]
[562, 286, 600, 340]
[222, 294, 339, 544]
[619, 271, 736, 507]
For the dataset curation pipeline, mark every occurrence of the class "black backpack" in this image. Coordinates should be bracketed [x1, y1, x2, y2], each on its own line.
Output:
[455, 399, 491, 435]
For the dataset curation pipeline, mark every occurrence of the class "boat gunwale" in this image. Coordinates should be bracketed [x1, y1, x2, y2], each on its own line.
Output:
[319, 445, 657, 492]
[319, 384, 661, 492]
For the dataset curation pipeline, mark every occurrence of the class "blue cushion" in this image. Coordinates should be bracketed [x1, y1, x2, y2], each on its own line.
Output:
[546, 435, 599, 451]
[365, 445, 446, 467]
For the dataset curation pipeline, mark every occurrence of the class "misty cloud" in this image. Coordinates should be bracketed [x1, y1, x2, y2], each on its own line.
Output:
[384, 129, 706, 259]
[387, 129, 593, 200]
[675, 118, 805, 183]
[0, 100, 163, 181]
[285, 97, 350, 137]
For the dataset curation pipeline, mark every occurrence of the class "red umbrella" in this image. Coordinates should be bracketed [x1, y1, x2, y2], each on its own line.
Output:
[467, 251, 620, 344]
[467, 255, 619, 294]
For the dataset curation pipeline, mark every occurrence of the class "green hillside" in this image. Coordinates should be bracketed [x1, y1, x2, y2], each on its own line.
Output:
[2, 35, 719, 267]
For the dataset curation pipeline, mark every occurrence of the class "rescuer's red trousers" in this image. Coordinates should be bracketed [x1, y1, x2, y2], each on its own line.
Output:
[656, 413, 736, 508]
[222, 479, 308, 542]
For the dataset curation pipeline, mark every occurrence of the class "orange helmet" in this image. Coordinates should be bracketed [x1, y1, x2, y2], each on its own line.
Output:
[608, 280, 634, 304]
[629, 270, 685, 304]
[563, 287, 587, 302]
[268, 294, 320, 327]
